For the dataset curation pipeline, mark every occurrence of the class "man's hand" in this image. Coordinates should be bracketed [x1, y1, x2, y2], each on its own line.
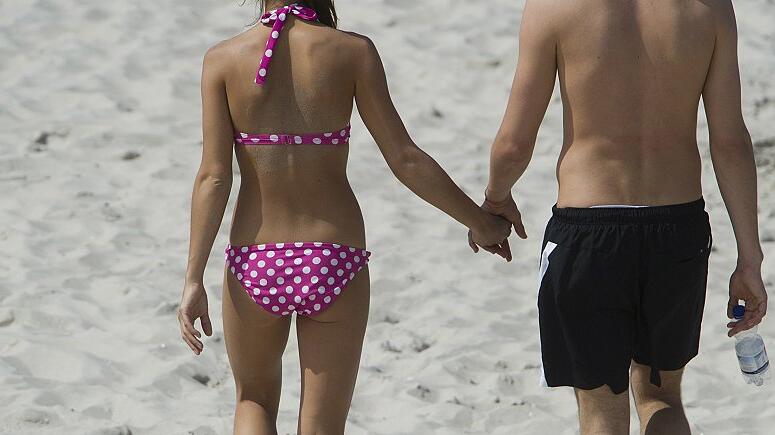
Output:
[482, 191, 528, 239]
[726, 264, 768, 337]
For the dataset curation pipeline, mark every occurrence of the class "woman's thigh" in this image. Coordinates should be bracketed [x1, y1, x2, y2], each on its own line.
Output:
[295, 266, 370, 433]
[222, 268, 292, 410]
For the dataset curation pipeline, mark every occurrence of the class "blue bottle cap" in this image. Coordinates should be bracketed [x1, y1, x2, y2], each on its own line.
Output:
[733, 305, 745, 320]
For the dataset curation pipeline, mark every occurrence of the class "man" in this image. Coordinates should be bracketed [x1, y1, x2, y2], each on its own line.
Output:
[477, 1, 768, 434]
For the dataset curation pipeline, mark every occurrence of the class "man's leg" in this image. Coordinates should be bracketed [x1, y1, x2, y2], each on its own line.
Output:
[574, 386, 630, 435]
[630, 362, 690, 435]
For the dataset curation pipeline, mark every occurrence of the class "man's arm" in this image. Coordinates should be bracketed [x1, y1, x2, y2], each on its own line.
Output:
[483, 0, 558, 236]
[702, 1, 767, 335]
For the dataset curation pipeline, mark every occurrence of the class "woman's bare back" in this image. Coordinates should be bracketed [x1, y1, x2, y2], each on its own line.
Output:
[207, 17, 371, 246]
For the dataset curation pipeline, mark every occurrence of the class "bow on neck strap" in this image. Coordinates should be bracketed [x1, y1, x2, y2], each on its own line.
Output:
[255, 3, 318, 85]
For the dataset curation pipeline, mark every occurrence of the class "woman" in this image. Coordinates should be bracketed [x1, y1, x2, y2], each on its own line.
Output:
[177, 1, 511, 433]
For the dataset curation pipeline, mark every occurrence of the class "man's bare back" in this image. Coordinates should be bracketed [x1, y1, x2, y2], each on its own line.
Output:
[554, 0, 717, 206]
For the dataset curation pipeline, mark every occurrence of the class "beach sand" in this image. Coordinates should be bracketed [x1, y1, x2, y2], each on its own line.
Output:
[1, 0, 773, 433]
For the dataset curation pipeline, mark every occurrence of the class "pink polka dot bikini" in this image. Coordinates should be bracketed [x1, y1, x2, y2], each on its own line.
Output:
[226, 4, 370, 317]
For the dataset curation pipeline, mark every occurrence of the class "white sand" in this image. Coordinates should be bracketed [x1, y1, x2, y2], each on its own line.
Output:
[1, 0, 773, 434]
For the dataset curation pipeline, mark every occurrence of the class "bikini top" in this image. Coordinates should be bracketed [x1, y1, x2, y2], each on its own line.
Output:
[233, 3, 350, 146]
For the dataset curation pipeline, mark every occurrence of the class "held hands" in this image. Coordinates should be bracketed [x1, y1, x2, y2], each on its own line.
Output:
[469, 212, 513, 260]
[467, 191, 528, 261]
[726, 263, 768, 337]
[178, 281, 213, 354]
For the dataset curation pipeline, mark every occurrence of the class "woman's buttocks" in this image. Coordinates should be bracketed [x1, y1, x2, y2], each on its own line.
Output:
[229, 147, 366, 247]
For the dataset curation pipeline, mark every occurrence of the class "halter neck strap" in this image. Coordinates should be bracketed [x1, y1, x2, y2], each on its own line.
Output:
[254, 3, 318, 85]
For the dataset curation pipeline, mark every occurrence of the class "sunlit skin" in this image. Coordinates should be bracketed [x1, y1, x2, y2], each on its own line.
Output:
[177, 1, 511, 433]
[481, 1, 767, 434]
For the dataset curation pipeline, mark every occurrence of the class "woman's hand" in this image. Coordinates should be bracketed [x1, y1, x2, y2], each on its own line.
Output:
[178, 281, 213, 355]
[482, 191, 528, 239]
[468, 212, 513, 261]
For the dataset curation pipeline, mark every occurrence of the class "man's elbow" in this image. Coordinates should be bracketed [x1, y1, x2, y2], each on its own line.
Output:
[492, 137, 534, 167]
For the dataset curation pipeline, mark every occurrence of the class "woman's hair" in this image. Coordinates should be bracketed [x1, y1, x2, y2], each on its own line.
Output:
[255, 1, 338, 28]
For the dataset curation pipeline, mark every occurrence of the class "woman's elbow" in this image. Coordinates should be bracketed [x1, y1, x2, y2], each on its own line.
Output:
[195, 170, 232, 189]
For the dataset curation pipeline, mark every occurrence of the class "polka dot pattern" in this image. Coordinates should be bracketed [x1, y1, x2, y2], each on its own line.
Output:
[233, 4, 351, 148]
[225, 242, 370, 317]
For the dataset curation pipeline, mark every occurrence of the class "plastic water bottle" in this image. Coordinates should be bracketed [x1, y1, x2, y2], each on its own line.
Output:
[733, 305, 770, 386]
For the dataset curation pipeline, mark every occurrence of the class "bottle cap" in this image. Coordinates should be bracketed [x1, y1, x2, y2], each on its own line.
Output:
[733, 304, 745, 320]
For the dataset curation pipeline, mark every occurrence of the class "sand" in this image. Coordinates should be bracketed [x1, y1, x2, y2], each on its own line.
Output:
[0, 0, 773, 434]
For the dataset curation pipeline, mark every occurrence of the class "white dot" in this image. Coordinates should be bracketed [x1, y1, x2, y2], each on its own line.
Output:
[312, 138, 322, 144]
[230, 266, 235, 274]
[286, 250, 294, 257]
[302, 266, 311, 274]
[324, 133, 333, 138]
[362, 250, 367, 256]
[288, 305, 295, 310]
[294, 258, 303, 265]
[320, 267, 329, 274]
[310, 294, 316, 301]
[272, 306, 279, 312]
[257, 260, 266, 267]
[281, 311, 289, 315]
[269, 287, 277, 294]
[349, 272, 355, 279]
[279, 12, 286, 21]
[337, 269, 344, 277]
[266, 251, 275, 258]
[271, 31, 279, 38]
[284, 267, 292, 274]
[286, 286, 293, 293]
[276, 277, 284, 285]
[332, 139, 339, 144]
[267, 269, 275, 276]
[241, 247, 249, 253]
[314, 242, 322, 247]
[278, 296, 286, 303]
[295, 242, 304, 247]
[229, 249, 235, 256]
[294, 276, 302, 284]
[304, 249, 312, 255]
[311, 276, 319, 284]
[327, 277, 335, 285]
[245, 280, 251, 286]
[249, 253, 257, 260]
[341, 130, 347, 136]
[259, 68, 267, 77]
[237, 273, 243, 280]
[324, 296, 331, 303]
[323, 249, 331, 256]
[354, 256, 360, 263]
[346, 262, 352, 269]
[302, 286, 310, 293]
[294, 136, 302, 144]
[314, 303, 321, 311]
[339, 252, 347, 259]
[265, 49, 273, 57]
[270, 134, 279, 142]
[334, 287, 341, 295]
[318, 286, 326, 294]
[250, 270, 258, 277]
[275, 259, 284, 266]
[312, 257, 321, 264]
[348, 247, 355, 252]
[235, 256, 241, 263]
[242, 263, 249, 270]
[331, 259, 339, 266]
[259, 278, 268, 286]
[276, 243, 284, 248]
[253, 288, 260, 295]
[262, 297, 270, 304]
[294, 295, 302, 303]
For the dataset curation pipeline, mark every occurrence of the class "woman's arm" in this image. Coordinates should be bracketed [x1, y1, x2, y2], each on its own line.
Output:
[353, 37, 511, 256]
[179, 45, 235, 355]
